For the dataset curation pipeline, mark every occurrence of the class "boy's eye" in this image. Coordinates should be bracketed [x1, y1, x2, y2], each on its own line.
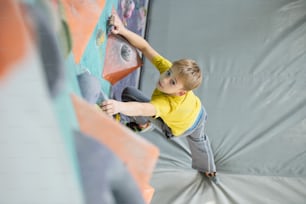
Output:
[166, 70, 171, 76]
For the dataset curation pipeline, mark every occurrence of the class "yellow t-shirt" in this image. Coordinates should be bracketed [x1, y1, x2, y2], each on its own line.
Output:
[150, 55, 202, 136]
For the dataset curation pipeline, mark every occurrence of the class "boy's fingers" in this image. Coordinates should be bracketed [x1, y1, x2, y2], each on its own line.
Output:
[108, 15, 114, 26]
[102, 107, 113, 116]
[102, 99, 111, 105]
[102, 103, 111, 110]
[110, 15, 114, 24]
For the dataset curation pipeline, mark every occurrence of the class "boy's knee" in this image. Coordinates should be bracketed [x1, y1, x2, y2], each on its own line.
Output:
[121, 86, 135, 102]
[122, 86, 132, 95]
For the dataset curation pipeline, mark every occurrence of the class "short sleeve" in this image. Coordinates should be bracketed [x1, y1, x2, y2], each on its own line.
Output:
[152, 55, 172, 74]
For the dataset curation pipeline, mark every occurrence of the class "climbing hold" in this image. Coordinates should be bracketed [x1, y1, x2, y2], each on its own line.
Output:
[96, 29, 105, 46]
[120, 44, 132, 61]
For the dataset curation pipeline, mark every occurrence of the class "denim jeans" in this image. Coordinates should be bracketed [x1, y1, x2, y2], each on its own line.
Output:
[122, 86, 216, 173]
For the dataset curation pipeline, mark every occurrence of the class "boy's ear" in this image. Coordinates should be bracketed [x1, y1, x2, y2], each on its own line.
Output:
[178, 90, 187, 96]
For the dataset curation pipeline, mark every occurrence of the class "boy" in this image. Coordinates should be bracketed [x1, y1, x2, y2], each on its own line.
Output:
[101, 11, 217, 181]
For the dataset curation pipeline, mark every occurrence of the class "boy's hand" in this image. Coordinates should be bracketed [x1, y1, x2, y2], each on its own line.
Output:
[100, 99, 121, 116]
[109, 10, 126, 35]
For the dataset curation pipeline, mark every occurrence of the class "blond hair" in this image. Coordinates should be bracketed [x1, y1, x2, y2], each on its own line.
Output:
[172, 59, 202, 91]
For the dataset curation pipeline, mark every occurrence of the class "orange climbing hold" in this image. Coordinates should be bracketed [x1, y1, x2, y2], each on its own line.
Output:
[103, 34, 142, 84]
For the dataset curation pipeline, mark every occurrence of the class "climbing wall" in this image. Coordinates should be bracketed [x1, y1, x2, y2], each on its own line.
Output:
[1, 0, 157, 204]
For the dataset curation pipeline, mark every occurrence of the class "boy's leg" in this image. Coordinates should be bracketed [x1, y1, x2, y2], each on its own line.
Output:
[121, 86, 150, 102]
[186, 132, 216, 173]
[151, 118, 174, 139]
[180, 113, 216, 174]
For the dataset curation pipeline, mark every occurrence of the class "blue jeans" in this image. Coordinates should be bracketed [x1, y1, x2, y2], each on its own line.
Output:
[122, 86, 216, 173]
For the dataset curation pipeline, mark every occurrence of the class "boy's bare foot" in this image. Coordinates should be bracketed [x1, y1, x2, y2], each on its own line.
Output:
[205, 172, 216, 178]
[125, 121, 153, 133]
[138, 122, 150, 129]
[202, 171, 220, 184]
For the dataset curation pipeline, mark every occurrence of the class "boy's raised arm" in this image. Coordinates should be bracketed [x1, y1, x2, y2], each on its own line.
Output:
[102, 11, 158, 118]
[109, 11, 159, 62]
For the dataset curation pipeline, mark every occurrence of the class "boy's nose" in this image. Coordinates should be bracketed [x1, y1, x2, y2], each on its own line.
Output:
[163, 77, 170, 84]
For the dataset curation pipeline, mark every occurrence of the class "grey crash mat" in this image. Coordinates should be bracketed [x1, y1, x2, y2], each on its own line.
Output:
[140, 0, 306, 203]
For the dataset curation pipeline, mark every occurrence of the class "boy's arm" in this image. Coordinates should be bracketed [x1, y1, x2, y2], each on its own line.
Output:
[110, 11, 159, 62]
[101, 99, 156, 117]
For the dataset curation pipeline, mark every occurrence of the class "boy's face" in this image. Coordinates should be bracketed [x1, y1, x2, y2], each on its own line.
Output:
[156, 68, 186, 96]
